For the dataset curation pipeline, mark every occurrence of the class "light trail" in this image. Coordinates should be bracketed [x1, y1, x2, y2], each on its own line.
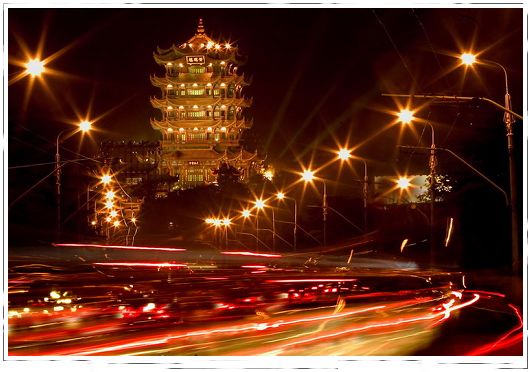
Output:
[241, 265, 267, 269]
[93, 262, 188, 268]
[266, 279, 358, 283]
[53, 243, 186, 252]
[465, 303, 523, 356]
[221, 251, 282, 258]
[277, 294, 480, 350]
[68, 304, 389, 355]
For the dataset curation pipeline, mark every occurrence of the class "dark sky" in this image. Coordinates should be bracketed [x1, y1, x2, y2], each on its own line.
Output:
[8, 6, 524, 233]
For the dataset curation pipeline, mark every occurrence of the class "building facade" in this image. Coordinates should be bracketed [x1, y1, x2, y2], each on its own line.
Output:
[150, 19, 258, 189]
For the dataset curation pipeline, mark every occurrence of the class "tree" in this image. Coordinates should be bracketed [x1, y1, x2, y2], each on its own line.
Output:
[213, 163, 248, 197]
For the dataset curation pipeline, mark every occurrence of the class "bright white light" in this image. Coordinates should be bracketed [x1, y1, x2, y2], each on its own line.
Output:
[242, 209, 251, 218]
[50, 291, 61, 299]
[79, 121, 92, 132]
[255, 199, 265, 209]
[338, 148, 351, 161]
[105, 191, 115, 200]
[398, 109, 414, 124]
[26, 59, 44, 76]
[460, 53, 476, 66]
[101, 174, 112, 185]
[397, 177, 410, 190]
[302, 170, 315, 182]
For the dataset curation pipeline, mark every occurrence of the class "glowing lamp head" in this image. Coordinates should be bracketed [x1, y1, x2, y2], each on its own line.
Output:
[131, 217, 137, 224]
[397, 177, 411, 190]
[255, 199, 266, 209]
[213, 218, 222, 227]
[91, 220, 97, 226]
[105, 190, 115, 200]
[79, 120, 92, 132]
[276, 192, 285, 200]
[460, 53, 476, 66]
[338, 148, 351, 161]
[104, 200, 114, 209]
[101, 174, 112, 185]
[398, 109, 414, 124]
[109, 210, 118, 218]
[222, 218, 231, 227]
[242, 209, 251, 218]
[113, 220, 121, 227]
[302, 170, 315, 182]
[205, 218, 214, 224]
[26, 59, 44, 77]
[105, 217, 111, 223]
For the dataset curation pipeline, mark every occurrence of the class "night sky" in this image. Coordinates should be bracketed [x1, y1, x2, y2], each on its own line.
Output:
[8, 6, 524, 247]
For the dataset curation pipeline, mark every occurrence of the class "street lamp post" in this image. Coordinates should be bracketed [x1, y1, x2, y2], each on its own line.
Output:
[398, 111, 437, 266]
[55, 130, 67, 240]
[276, 192, 298, 250]
[302, 170, 327, 247]
[254, 199, 265, 251]
[338, 149, 369, 232]
[461, 55, 520, 273]
[55, 121, 92, 240]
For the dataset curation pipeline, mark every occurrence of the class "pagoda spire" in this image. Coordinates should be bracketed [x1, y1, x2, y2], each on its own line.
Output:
[196, 18, 205, 35]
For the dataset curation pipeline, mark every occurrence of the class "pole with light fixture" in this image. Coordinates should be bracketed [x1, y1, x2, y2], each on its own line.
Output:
[460, 53, 520, 273]
[55, 121, 92, 240]
[397, 110, 437, 266]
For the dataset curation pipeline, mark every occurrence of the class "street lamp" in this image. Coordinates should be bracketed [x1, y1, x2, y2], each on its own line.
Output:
[301, 169, 327, 247]
[101, 173, 112, 185]
[459, 53, 520, 273]
[254, 199, 266, 250]
[398, 109, 414, 124]
[397, 176, 411, 190]
[55, 120, 92, 240]
[276, 191, 298, 250]
[26, 58, 45, 77]
[222, 217, 231, 248]
[337, 148, 369, 232]
[397, 110, 437, 266]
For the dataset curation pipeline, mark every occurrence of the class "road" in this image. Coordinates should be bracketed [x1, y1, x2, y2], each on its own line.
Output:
[7, 243, 523, 356]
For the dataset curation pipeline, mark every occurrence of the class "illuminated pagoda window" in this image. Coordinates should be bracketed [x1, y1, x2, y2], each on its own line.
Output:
[150, 18, 258, 189]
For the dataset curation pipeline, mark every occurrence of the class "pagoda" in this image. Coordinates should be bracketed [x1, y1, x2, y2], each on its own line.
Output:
[150, 19, 258, 189]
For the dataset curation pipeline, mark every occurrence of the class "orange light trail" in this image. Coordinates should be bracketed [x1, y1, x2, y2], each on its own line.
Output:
[69, 304, 388, 355]
[221, 251, 282, 258]
[53, 243, 186, 252]
[241, 265, 267, 269]
[279, 294, 480, 350]
[93, 262, 187, 268]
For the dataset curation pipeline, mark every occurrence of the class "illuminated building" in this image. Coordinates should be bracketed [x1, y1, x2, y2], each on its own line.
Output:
[150, 19, 258, 189]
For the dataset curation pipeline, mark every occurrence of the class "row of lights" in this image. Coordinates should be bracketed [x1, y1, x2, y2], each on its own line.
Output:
[179, 42, 232, 50]
[91, 172, 138, 229]
[166, 82, 230, 88]
[167, 104, 237, 110]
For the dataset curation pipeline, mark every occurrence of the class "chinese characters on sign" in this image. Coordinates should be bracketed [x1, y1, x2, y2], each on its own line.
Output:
[186, 56, 205, 65]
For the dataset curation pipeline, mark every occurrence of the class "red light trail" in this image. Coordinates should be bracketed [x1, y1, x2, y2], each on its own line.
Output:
[53, 243, 186, 252]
